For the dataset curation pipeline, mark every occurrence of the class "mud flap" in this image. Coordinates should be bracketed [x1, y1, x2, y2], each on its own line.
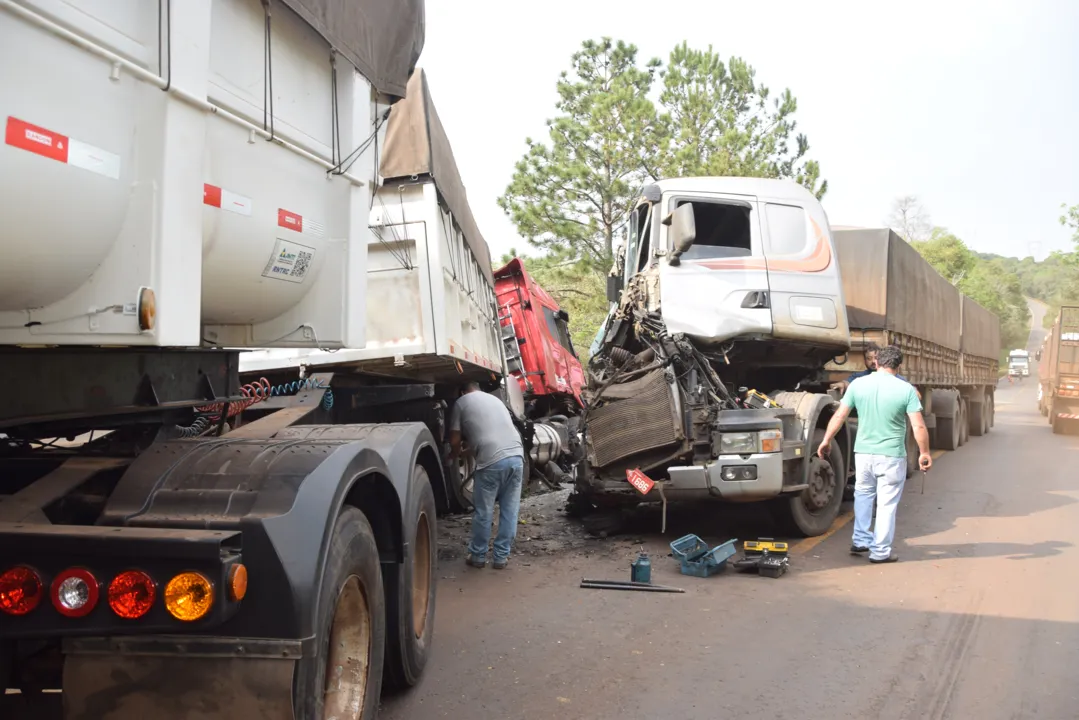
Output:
[63, 651, 297, 720]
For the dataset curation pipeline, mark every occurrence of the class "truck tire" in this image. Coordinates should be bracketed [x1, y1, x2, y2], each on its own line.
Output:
[958, 401, 969, 446]
[294, 507, 385, 720]
[1052, 414, 1064, 435]
[771, 428, 845, 537]
[446, 453, 475, 513]
[905, 428, 919, 479]
[935, 416, 960, 451]
[384, 465, 438, 690]
[969, 401, 987, 437]
[988, 394, 995, 428]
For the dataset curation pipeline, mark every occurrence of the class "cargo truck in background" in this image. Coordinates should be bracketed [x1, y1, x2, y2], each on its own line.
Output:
[0, 1, 462, 718]
[1037, 306, 1079, 434]
[1009, 349, 1031, 378]
[579, 179, 999, 537]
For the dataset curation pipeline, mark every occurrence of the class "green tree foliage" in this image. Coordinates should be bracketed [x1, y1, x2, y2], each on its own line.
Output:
[499, 38, 825, 269]
[911, 229, 1031, 349]
[658, 43, 826, 197]
[497, 39, 661, 270]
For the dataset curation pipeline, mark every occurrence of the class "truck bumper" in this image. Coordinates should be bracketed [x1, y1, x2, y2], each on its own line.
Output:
[667, 452, 784, 502]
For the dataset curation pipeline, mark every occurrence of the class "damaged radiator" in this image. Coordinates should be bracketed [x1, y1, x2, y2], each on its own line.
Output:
[586, 369, 684, 468]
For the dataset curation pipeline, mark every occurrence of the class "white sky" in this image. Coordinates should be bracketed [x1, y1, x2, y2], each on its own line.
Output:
[419, 1, 1079, 263]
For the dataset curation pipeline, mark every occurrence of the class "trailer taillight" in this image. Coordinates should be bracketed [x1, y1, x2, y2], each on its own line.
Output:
[51, 568, 100, 618]
[0, 566, 43, 616]
[108, 571, 156, 619]
[165, 572, 214, 622]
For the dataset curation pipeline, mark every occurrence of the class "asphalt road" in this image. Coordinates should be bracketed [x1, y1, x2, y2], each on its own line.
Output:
[383, 332, 1079, 719]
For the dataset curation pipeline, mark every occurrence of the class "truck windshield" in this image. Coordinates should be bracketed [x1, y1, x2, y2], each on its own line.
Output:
[673, 199, 752, 261]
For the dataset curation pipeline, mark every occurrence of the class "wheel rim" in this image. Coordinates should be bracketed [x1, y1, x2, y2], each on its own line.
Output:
[411, 511, 432, 638]
[322, 576, 371, 720]
[804, 456, 835, 513]
[457, 456, 475, 506]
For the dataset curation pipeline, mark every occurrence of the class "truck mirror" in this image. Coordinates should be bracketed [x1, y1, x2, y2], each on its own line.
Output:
[606, 275, 623, 303]
[664, 204, 696, 266]
[556, 309, 570, 322]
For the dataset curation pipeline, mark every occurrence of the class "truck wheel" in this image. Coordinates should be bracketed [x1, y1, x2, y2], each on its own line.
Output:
[384, 465, 438, 690]
[445, 454, 475, 513]
[969, 402, 987, 437]
[1052, 414, 1064, 435]
[958, 401, 969, 446]
[905, 429, 919, 480]
[935, 416, 960, 451]
[988, 395, 995, 428]
[772, 428, 845, 537]
[294, 507, 385, 720]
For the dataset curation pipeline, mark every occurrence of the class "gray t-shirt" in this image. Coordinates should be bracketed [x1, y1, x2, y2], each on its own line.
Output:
[449, 391, 523, 469]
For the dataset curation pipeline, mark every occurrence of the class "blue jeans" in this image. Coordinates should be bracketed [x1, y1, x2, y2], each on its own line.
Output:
[852, 454, 907, 560]
[468, 456, 524, 562]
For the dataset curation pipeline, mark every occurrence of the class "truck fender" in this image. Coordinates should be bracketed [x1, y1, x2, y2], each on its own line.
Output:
[97, 422, 443, 643]
[773, 391, 851, 485]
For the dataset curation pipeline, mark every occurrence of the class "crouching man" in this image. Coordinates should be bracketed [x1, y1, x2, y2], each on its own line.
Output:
[449, 382, 525, 570]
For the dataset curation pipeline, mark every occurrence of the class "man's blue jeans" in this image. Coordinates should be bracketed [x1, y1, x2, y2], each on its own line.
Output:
[852, 453, 907, 560]
[468, 456, 524, 563]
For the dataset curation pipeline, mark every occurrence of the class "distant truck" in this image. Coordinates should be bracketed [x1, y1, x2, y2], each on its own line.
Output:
[1009, 349, 1031, 378]
[581, 178, 999, 537]
[1037, 306, 1079, 434]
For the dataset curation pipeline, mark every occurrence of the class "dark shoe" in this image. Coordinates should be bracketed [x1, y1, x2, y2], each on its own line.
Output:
[492, 558, 508, 570]
[850, 545, 869, 555]
[465, 555, 486, 569]
[869, 554, 899, 564]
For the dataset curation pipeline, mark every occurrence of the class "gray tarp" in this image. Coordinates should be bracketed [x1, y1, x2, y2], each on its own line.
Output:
[960, 296, 1001, 359]
[380, 68, 494, 284]
[280, 0, 424, 98]
[833, 228, 962, 351]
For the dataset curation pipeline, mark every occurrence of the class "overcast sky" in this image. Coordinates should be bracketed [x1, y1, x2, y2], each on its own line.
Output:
[419, 1, 1079, 263]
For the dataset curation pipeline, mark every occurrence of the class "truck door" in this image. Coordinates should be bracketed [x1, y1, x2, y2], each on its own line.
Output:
[658, 193, 772, 344]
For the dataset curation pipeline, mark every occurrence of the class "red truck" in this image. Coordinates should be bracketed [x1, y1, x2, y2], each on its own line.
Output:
[494, 258, 586, 488]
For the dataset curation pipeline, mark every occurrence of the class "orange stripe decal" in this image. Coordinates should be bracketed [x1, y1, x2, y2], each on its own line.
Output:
[696, 218, 832, 273]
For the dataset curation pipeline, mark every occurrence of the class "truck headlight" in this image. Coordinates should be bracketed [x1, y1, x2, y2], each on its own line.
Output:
[720, 432, 756, 454]
[759, 429, 782, 453]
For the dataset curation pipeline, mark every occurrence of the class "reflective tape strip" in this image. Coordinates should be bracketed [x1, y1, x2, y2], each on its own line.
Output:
[5, 116, 119, 179]
[204, 184, 252, 216]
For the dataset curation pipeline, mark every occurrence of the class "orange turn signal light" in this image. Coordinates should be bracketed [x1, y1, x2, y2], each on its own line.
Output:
[228, 564, 248, 602]
[165, 572, 214, 622]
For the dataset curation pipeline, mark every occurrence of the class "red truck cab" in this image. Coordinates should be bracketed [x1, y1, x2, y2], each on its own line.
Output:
[494, 258, 585, 417]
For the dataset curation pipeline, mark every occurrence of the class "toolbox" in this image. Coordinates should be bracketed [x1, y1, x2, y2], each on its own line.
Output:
[669, 534, 739, 578]
[733, 537, 790, 578]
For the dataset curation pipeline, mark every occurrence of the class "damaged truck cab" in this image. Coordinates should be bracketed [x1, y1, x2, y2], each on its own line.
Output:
[584, 178, 852, 536]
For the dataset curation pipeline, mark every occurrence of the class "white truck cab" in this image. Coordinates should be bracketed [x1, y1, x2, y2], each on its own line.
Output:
[605, 177, 850, 363]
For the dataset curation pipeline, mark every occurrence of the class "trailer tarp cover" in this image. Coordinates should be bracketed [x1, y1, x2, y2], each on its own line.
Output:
[960, 296, 1000, 360]
[281, 0, 424, 98]
[833, 228, 962, 351]
[380, 68, 494, 284]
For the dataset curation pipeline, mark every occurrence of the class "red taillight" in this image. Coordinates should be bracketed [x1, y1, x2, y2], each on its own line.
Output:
[108, 571, 156, 619]
[0, 566, 43, 616]
[51, 568, 100, 618]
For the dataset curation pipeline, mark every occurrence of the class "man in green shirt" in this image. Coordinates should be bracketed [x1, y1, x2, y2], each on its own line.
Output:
[818, 344, 931, 563]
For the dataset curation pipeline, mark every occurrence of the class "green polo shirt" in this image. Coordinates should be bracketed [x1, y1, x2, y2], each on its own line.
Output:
[841, 371, 922, 457]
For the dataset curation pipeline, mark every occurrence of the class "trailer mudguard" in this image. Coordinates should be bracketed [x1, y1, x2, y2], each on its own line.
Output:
[96, 422, 442, 643]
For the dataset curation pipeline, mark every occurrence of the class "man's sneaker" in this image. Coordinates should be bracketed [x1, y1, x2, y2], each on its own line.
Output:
[465, 555, 486, 569]
[850, 545, 869, 555]
[869, 554, 899, 564]
[492, 558, 508, 570]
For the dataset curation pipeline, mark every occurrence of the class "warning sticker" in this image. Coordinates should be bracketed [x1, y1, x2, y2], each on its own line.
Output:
[262, 238, 315, 283]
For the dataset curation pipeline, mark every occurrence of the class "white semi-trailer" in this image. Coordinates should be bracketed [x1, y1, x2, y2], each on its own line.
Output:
[0, 2, 503, 719]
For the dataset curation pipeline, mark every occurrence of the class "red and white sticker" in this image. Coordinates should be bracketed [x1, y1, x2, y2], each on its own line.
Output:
[278, 207, 325, 237]
[5, 116, 120, 179]
[204, 183, 252, 216]
[626, 468, 654, 495]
